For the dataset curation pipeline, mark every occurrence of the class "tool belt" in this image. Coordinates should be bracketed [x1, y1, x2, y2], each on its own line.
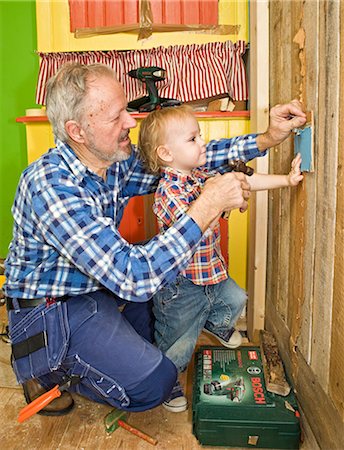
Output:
[11, 331, 46, 361]
[7, 296, 69, 361]
[7, 297, 71, 384]
[6, 296, 69, 311]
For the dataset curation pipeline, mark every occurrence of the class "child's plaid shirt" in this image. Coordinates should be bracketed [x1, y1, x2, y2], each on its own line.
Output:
[153, 166, 228, 285]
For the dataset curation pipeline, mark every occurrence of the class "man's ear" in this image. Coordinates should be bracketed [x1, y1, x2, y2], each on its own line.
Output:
[65, 120, 85, 144]
[157, 145, 173, 164]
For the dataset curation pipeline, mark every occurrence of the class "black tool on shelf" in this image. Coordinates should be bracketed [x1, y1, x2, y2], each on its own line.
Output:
[127, 67, 181, 112]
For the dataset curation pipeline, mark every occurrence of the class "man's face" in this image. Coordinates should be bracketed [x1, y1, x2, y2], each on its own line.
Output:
[80, 75, 137, 163]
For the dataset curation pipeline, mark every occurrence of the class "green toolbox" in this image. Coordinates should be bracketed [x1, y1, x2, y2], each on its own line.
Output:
[192, 347, 301, 449]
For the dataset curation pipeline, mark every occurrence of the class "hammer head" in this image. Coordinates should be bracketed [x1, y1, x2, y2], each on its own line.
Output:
[104, 408, 128, 434]
[229, 160, 254, 176]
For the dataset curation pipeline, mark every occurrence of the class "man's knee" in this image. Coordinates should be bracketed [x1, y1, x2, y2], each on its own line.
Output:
[125, 355, 177, 412]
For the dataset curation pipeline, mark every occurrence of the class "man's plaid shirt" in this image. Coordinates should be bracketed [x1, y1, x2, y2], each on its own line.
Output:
[154, 167, 228, 285]
[4, 134, 263, 301]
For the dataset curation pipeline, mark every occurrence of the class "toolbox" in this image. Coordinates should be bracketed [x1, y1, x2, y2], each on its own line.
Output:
[192, 346, 301, 449]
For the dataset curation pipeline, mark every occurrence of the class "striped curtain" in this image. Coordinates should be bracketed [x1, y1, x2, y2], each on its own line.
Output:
[36, 41, 248, 105]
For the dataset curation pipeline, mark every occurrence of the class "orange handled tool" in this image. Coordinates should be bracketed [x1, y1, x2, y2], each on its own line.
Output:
[105, 408, 158, 445]
[18, 376, 79, 423]
[18, 384, 62, 423]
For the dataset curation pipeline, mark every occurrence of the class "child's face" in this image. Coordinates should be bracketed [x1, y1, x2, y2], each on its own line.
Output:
[163, 115, 206, 173]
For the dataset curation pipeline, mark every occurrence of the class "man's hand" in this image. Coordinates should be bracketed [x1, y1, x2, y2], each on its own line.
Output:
[257, 99, 307, 150]
[187, 172, 250, 232]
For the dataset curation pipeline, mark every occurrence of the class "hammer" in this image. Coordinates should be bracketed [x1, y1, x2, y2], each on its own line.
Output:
[210, 160, 254, 219]
[229, 159, 254, 176]
[104, 408, 158, 446]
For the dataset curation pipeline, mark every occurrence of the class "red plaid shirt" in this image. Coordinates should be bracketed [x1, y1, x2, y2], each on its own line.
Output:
[153, 167, 228, 285]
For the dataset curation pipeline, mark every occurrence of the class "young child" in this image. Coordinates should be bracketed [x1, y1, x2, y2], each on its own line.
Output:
[138, 105, 303, 412]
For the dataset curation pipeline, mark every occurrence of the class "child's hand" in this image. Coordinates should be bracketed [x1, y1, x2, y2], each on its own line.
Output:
[288, 153, 303, 186]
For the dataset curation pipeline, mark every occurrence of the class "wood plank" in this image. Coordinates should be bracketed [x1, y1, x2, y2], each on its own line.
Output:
[266, 0, 281, 318]
[199, 0, 218, 25]
[267, 1, 344, 444]
[276, 0, 294, 325]
[68, 0, 87, 32]
[298, 405, 321, 450]
[260, 330, 290, 396]
[86, 0, 106, 28]
[150, 0, 163, 23]
[181, 0, 200, 24]
[266, 301, 344, 450]
[247, 0, 269, 342]
[104, 1, 126, 27]
[123, 0, 139, 25]
[164, 0, 182, 24]
[287, 0, 307, 377]
[310, 0, 340, 385]
[297, 0, 319, 364]
[328, 0, 344, 420]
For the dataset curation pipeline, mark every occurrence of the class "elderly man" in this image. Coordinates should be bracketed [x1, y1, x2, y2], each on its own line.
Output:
[4, 63, 305, 416]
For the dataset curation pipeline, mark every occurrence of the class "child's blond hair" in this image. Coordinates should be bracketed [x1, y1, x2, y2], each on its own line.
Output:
[138, 104, 194, 174]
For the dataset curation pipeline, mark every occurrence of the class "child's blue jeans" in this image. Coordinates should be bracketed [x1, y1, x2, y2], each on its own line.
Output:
[153, 275, 247, 372]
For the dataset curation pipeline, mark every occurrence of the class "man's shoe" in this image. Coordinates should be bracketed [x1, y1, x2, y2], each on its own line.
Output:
[163, 380, 188, 413]
[23, 378, 75, 416]
[204, 327, 242, 349]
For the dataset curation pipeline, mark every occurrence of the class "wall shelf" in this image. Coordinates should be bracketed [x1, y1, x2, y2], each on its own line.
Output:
[16, 111, 250, 123]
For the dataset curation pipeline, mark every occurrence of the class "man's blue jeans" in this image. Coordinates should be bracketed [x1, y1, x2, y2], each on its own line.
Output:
[8, 290, 177, 412]
[153, 275, 247, 372]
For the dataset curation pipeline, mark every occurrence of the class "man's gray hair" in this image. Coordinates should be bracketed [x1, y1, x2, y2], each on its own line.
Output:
[46, 63, 116, 142]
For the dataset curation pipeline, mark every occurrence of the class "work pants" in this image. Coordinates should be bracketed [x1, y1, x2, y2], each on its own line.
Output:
[9, 289, 177, 412]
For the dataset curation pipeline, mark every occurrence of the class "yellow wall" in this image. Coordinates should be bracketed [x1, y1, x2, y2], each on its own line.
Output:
[28, 0, 250, 289]
[22, 115, 249, 289]
[36, 0, 248, 52]
[25, 122, 55, 163]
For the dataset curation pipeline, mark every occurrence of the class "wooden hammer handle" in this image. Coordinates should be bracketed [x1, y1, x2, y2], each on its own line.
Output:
[118, 419, 158, 446]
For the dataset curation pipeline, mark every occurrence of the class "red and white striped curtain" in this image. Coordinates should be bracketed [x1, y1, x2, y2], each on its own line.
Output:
[36, 41, 248, 105]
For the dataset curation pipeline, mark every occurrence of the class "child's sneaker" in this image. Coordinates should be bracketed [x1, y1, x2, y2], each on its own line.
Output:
[163, 380, 188, 413]
[203, 327, 242, 349]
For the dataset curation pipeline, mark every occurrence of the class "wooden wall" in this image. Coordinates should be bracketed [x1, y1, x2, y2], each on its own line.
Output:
[266, 1, 344, 448]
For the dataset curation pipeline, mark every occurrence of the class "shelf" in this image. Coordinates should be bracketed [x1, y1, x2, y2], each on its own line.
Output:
[16, 110, 250, 123]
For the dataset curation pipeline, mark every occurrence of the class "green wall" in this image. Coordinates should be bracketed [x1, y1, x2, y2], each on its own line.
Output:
[0, 0, 38, 257]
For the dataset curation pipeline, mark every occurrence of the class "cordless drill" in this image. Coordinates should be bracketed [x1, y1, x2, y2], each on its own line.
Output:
[127, 67, 180, 112]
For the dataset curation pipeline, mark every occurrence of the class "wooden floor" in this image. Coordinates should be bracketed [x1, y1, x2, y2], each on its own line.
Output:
[0, 309, 318, 450]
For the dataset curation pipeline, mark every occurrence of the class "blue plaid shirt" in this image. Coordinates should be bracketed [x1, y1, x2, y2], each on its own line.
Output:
[4, 134, 263, 301]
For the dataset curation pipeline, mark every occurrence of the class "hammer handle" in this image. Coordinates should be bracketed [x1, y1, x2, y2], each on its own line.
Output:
[18, 385, 61, 423]
[118, 419, 158, 446]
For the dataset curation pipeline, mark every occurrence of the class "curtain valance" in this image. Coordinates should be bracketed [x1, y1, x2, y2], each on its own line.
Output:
[36, 41, 248, 106]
